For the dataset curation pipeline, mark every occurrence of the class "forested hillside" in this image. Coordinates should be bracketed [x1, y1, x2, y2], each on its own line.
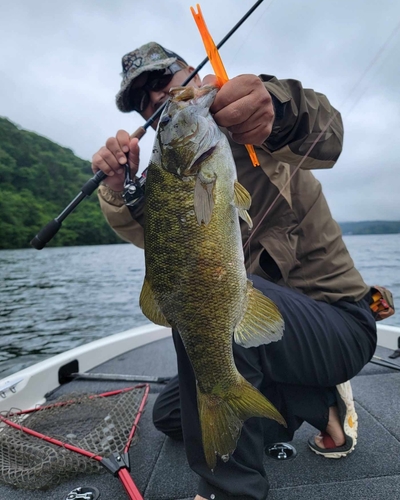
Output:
[339, 221, 400, 235]
[0, 117, 123, 249]
[1, 117, 398, 250]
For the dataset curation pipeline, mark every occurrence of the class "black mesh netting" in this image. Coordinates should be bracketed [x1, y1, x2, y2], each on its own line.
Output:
[0, 386, 147, 490]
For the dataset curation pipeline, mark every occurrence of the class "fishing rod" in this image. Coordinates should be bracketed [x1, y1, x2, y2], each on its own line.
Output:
[30, 0, 265, 250]
[370, 355, 400, 372]
[67, 372, 172, 383]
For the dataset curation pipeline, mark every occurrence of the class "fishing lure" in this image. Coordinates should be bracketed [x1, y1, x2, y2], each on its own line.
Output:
[191, 3, 260, 167]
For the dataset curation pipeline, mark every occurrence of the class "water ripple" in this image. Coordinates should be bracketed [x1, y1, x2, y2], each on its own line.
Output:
[0, 235, 399, 378]
[0, 244, 149, 377]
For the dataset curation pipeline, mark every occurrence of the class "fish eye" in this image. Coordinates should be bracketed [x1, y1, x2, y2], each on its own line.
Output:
[160, 114, 171, 124]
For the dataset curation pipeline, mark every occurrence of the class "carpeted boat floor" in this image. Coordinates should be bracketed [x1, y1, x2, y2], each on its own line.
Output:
[0, 337, 399, 499]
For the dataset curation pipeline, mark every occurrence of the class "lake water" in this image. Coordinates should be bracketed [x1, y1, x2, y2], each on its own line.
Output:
[1, 234, 399, 378]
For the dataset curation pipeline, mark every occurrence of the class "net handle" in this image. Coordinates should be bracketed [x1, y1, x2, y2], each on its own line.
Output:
[6, 385, 147, 417]
[119, 468, 143, 500]
[124, 384, 150, 453]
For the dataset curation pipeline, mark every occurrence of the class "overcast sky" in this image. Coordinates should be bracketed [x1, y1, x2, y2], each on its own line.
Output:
[1, 0, 399, 222]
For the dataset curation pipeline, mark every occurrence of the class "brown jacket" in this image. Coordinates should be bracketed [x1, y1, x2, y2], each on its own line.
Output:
[98, 75, 369, 304]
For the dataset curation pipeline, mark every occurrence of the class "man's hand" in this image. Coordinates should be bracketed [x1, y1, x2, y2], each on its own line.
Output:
[202, 74, 275, 146]
[91, 130, 140, 192]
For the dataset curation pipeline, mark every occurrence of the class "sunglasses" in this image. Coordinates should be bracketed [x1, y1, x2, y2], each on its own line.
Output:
[131, 63, 185, 113]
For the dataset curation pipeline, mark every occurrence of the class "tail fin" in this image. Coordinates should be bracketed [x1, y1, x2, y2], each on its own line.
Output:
[197, 378, 286, 469]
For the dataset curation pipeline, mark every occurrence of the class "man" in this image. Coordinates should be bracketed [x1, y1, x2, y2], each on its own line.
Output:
[92, 42, 377, 500]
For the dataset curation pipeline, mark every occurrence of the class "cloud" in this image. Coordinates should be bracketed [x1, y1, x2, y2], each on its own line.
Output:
[1, 0, 399, 221]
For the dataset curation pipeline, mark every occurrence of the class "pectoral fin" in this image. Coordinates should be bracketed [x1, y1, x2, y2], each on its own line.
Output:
[234, 280, 284, 347]
[194, 176, 216, 225]
[234, 181, 253, 229]
[139, 277, 171, 327]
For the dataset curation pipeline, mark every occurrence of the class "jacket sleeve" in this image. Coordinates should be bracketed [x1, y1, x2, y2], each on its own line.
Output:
[260, 74, 344, 169]
[97, 75, 343, 245]
[97, 184, 145, 248]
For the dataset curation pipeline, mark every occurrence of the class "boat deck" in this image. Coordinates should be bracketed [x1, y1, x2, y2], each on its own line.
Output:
[1, 336, 400, 499]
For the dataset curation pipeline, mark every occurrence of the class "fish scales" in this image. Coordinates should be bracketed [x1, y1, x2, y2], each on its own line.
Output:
[140, 85, 286, 469]
[145, 154, 245, 390]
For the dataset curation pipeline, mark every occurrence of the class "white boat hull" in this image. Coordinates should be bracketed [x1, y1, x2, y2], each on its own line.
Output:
[0, 323, 398, 413]
[0, 324, 170, 412]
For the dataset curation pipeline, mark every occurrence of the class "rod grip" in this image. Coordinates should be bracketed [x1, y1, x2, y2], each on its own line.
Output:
[30, 219, 62, 250]
[130, 126, 146, 140]
[81, 170, 107, 196]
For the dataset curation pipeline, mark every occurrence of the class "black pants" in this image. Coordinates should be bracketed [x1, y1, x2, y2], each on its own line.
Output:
[152, 276, 377, 500]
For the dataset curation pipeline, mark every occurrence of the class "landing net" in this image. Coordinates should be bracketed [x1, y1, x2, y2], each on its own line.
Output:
[0, 385, 148, 491]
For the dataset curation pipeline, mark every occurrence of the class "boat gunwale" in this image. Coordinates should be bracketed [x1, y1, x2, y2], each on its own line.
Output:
[0, 323, 170, 412]
[0, 323, 398, 412]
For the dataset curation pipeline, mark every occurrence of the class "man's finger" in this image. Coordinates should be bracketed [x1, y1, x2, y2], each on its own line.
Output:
[128, 138, 140, 174]
[92, 148, 123, 176]
[202, 74, 218, 87]
[231, 125, 265, 145]
[116, 129, 131, 153]
[210, 75, 259, 112]
[105, 137, 128, 165]
[213, 96, 257, 128]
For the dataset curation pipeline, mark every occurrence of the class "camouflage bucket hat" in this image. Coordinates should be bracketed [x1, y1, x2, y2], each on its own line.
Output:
[116, 42, 187, 113]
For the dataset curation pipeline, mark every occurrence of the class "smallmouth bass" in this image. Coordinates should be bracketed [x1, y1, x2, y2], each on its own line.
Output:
[140, 84, 285, 469]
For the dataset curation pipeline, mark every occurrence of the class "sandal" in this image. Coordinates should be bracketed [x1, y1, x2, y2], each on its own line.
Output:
[308, 380, 358, 458]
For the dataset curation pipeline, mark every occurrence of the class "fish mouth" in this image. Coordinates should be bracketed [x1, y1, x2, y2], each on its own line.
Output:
[160, 84, 219, 148]
[169, 86, 196, 101]
[157, 84, 221, 177]
[168, 85, 218, 110]
[169, 84, 218, 102]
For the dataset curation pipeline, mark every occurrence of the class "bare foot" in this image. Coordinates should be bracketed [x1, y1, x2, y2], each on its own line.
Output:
[315, 405, 346, 449]
[194, 496, 207, 500]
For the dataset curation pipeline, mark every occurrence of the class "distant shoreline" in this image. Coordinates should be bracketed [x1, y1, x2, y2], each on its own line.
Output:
[338, 221, 400, 236]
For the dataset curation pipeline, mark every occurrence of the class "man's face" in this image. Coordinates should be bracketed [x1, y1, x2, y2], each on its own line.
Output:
[131, 65, 202, 128]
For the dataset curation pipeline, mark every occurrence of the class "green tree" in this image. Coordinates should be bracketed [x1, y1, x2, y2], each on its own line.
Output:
[0, 117, 124, 249]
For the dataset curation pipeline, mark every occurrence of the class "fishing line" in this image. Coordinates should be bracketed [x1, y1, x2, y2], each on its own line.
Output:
[342, 19, 400, 116]
[30, 0, 266, 249]
[243, 17, 400, 251]
[225, 0, 275, 69]
[343, 26, 400, 118]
